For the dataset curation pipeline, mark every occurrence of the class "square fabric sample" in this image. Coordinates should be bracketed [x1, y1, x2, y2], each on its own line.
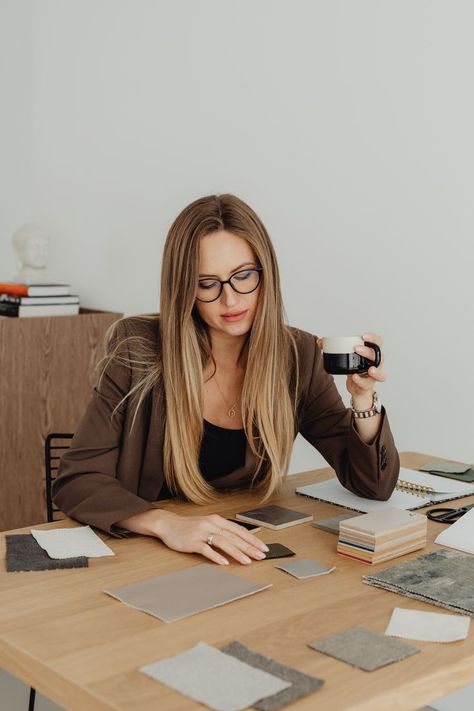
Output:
[385, 607, 470, 643]
[221, 640, 324, 710]
[274, 558, 335, 579]
[419, 461, 472, 475]
[105, 563, 272, 623]
[139, 641, 290, 711]
[5, 534, 88, 572]
[308, 626, 419, 671]
[235, 506, 313, 529]
[312, 514, 359, 534]
[264, 543, 295, 560]
[31, 525, 114, 559]
[418, 461, 474, 483]
[363, 550, 474, 616]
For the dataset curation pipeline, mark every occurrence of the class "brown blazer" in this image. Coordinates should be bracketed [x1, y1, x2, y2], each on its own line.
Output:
[53, 315, 400, 536]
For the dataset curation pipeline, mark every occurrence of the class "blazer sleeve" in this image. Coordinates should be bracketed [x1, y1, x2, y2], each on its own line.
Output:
[297, 334, 400, 499]
[52, 319, 160, 536]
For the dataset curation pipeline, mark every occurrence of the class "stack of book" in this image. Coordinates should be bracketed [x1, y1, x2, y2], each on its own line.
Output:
[0, 283, 80, 318]
[337, 507, 427, 565]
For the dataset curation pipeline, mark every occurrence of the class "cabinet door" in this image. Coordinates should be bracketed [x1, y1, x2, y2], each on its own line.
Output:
[0, 309, 122, 530]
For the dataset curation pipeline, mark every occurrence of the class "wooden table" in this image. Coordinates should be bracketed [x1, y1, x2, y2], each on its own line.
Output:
[1, 452, 474, 711]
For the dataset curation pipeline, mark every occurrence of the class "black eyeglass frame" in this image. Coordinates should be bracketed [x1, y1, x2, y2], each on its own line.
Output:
[195, 267, 263, 303]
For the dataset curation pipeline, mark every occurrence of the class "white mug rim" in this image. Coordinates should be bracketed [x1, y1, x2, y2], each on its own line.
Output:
[322, 335, 364, 354]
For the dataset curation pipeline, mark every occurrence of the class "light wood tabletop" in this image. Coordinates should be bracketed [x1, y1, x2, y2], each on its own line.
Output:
[1, 452, 474, 711]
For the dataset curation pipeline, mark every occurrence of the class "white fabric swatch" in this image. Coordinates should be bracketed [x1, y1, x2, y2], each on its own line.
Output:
[385, 607, 470, 643]
[31, 525, 114, 559]
[139, 642, 291, 711]
[435, 506, 474, 554]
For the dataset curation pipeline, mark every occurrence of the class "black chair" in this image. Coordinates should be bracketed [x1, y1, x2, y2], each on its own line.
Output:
[44, 432, 74, 523]
[28, 432, 74, 711]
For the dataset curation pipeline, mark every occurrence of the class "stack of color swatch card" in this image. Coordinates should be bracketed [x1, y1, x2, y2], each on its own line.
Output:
[337, 507, 427, 565]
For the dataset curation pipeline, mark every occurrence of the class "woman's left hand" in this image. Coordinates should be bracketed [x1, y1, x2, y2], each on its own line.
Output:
[316, 332, 386, 408]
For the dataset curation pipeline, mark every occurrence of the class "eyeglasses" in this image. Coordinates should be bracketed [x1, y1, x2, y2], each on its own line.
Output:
[196, 268, 263, 303]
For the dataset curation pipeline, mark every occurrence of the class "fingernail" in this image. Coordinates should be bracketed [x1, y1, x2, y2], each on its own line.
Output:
[261, 544, 269, 552]
[255, 551, 266, 559]
[220, 558, 229, 565]
[241, 555, 252, 564]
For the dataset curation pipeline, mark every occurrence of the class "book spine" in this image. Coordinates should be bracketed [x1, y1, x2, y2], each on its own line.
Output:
[0, 294, 22, 304]
[0, 284, 28, 296]
[0, 303, 19, 316]
[0, 294, 79, 305]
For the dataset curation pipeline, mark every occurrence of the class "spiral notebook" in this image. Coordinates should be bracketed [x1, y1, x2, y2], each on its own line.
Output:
[295, 467, 474, 514]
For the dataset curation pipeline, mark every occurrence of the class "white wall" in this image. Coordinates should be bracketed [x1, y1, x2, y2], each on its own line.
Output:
[0, 0, 32, 276]
[1, 0, 473, 473]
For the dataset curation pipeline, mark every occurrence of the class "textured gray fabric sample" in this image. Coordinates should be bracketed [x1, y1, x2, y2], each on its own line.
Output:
[363, 550, 474, 616]
[139, 641, 290, 711]
[221, 640, 324, 710]
[274, 558, 335, 579]
[312, 514, 359, 534]
[308, 625, 419, 671]
[5, 534, 88, 572]
[105, 563, 272, 622]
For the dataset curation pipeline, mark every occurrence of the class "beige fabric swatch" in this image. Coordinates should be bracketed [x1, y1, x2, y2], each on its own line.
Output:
[105, 563, 272, 623]
[385, 607, 470, 643]
[31, 525, 114, 559]
[140, 642, 290, 711]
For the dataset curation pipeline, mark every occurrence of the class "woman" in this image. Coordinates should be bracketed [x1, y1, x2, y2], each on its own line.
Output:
[53, 194, 399, 566]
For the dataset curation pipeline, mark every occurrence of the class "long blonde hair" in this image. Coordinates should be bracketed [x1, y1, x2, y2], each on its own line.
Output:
[101, 194, 300, 503]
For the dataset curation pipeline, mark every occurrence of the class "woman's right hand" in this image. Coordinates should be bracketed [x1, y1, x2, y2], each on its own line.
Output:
[151, 509, 269, 566]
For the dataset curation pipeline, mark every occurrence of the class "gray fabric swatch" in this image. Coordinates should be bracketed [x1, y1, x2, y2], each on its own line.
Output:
[274, 558, 335, 579]
[419, 461, 474, 483]
[5, 534, 88, 572]
[221, 640, 324, 710]
[419, 461, 471, 475]
[312, 514, 359, 534]
[363, 550, 474, 616]
[105, 563, 271, 623]
[139, 641, 291, 711]
[308, 625, 419, 671]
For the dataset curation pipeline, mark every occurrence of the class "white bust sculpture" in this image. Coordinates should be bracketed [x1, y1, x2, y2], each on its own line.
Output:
[12, 223, 51, 284]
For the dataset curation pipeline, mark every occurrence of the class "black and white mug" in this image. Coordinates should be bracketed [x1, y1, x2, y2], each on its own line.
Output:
[322, 336, 381, 375]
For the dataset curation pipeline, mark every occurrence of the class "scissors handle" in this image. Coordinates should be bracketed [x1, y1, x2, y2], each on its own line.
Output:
[427, 508, 458, 523]
[427, 504, 474, 523]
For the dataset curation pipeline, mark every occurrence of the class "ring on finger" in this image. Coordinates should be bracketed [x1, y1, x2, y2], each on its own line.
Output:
[207, 533, 214, 546]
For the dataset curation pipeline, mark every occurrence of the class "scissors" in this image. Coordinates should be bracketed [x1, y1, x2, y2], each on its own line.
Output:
[426, 504, 474, 524]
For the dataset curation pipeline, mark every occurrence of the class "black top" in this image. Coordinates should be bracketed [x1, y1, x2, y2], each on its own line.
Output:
[158, 419, 247, 500]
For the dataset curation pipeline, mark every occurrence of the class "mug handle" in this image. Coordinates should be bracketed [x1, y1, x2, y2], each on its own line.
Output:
[363, 341, 381, 368]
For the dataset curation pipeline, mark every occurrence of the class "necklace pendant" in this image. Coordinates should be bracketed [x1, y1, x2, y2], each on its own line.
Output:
[228, 408, 236, 418]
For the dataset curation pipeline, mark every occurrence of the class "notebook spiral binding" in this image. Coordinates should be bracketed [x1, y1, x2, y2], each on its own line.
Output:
[395, 480, 435, 497]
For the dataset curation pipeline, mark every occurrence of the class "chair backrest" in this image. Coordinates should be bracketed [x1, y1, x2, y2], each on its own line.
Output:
[45, 432, 74, 523]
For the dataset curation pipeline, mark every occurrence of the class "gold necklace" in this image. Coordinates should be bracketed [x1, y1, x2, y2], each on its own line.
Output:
[213, 376, 241, 418]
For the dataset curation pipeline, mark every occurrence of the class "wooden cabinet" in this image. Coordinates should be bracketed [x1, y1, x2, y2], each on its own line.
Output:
[0, 308, 123, 530]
